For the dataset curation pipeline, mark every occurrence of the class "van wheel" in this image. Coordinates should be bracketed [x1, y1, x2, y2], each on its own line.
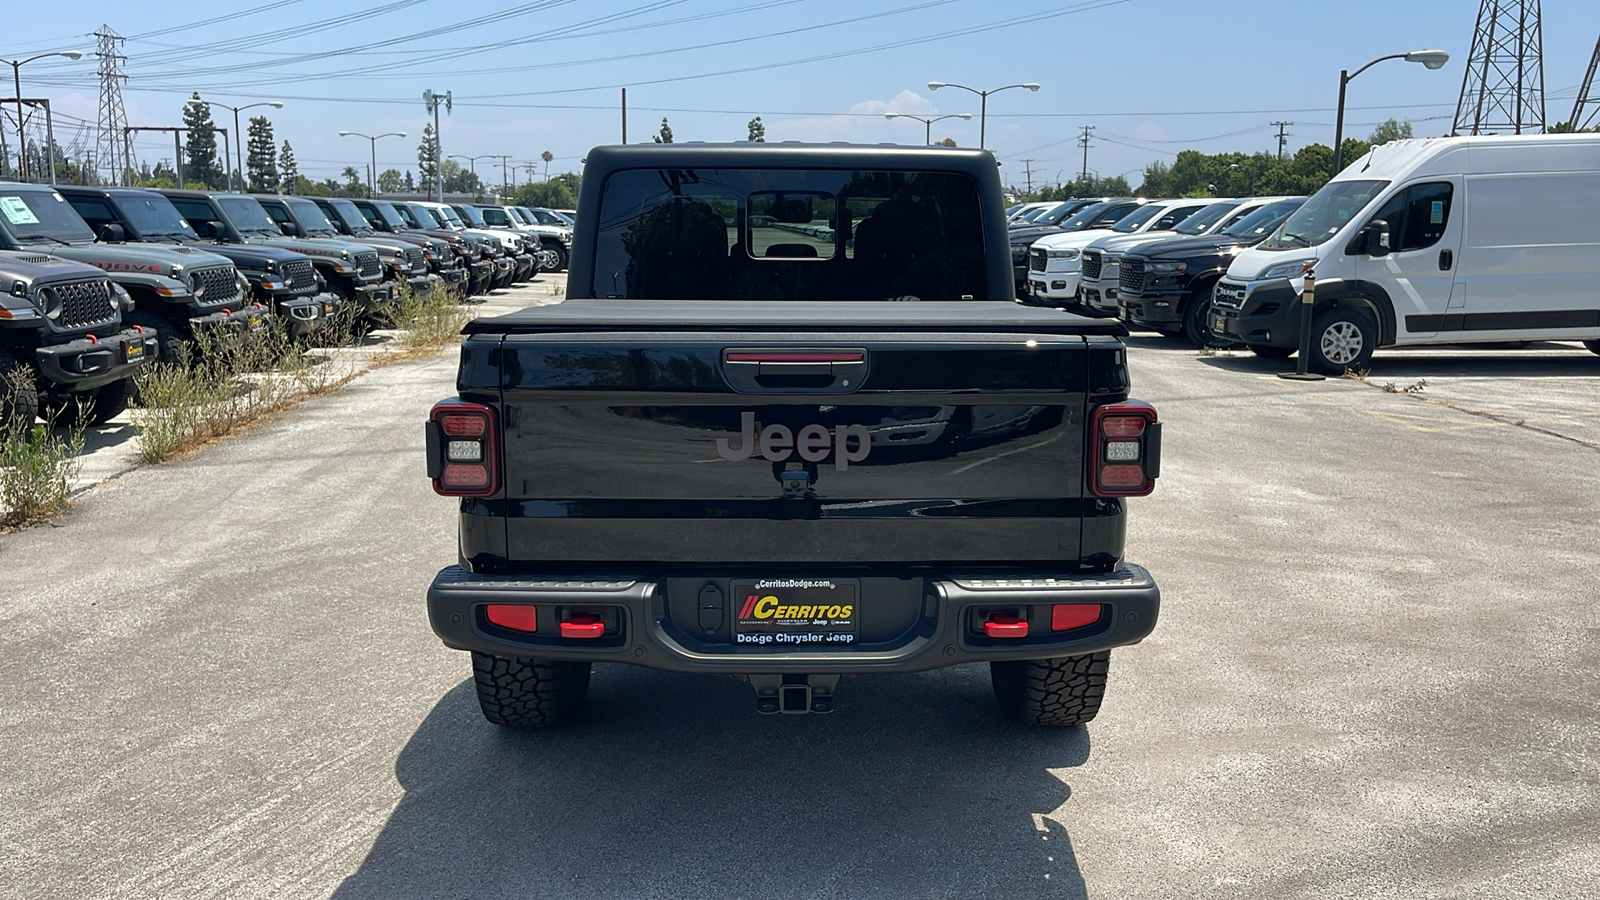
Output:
[1181, 287, 1240, 349]
[471, 652, 591, 727]
[0, 348, 41, 436]
[1309, 307, 1377, 375]
[1583, 340, 1600, 356]
[990, 651, 1110, 726]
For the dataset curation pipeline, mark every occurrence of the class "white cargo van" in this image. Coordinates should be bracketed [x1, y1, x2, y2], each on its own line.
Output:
[1215, 133, 1600, 373]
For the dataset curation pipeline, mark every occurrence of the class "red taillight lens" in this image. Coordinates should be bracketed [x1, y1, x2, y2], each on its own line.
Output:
[440, 414, 486, 437]
[486, 604, 538, 632]
[1101, 416, 1146, 438]
[1051, 604, 1103, 631]
[429, 400, 498, 497]
[1090, 402, 1159, 497]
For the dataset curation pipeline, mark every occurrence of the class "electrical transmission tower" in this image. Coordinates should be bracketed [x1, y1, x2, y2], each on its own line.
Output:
[1453, 0, 1546, 135]
[1570, 35, 1600, 131]
[95, 26, 132, 185]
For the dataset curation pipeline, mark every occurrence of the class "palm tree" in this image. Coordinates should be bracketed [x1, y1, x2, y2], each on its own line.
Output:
[341, 165, 361, 187]
[541, 150, 553, 180]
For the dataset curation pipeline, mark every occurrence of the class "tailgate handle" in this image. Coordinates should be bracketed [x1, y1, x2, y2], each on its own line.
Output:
[722, 349, 868, 394]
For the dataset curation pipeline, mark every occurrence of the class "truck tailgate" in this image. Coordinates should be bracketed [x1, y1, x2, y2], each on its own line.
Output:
[461, 301, 1129, 567]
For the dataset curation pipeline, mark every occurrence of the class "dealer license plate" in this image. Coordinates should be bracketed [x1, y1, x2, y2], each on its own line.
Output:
[1212, 314, 1227, 333]
[731, 578, 858, 648]
[124, 341, 144, 362]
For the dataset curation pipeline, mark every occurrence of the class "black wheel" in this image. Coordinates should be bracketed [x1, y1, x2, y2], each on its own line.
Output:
[1308, 306, 1378, 375]
[1181, 285, 1240, 349]
[544, 242, 568, 272]
[990, 651, 1111, 727]
[1582, 340, 1600, 356]
[124, 310, 189, 365]
[0, 346, 41, 436]
[1251, 345, 1294, 359]
[471, 652, 591, 727]
[87, 378, 134, 425]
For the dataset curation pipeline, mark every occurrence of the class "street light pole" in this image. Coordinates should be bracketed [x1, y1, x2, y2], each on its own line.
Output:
[884, 112, 972, 145]
[340, 131, 407, 198]
[202, 100, 283, 191]
[926, 81, 1039, 150]
[4, 50, 82, 181]
[448, 154, 491, 194]
[1331, 49, 1449, 176]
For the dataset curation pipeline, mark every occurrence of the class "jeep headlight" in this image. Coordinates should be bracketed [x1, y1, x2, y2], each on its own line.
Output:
[1147, 260, 1187, 275]
[40, 286, 64, 320]
[186, 271, 202, 294]
[1046, 248, 1080, 260]
[1258, 258, 1316, 281]
[236, 271, 250, 297]
[112, 282, 134, 311]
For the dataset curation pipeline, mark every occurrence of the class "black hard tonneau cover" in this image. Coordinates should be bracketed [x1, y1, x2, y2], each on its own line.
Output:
[462, 299, 1129, 336]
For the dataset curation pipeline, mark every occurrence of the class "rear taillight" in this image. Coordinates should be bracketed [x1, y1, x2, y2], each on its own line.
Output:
[427, 399, 499, 496]
[1089, 401, 1160, 497]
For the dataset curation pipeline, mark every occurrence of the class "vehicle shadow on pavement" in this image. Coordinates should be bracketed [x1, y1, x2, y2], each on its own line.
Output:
[1189, 343, 1600, 379]
[334, 665, 1093, 900]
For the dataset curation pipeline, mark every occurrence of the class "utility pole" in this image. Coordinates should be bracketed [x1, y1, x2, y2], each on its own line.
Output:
[1022, 158, 1035, 193]
[489, 154, 511, 199]
[422, 89, 452, 201]
[621, 87, 627, 144]
[1271, 121, 1293, 159]
[1571, 34, 1600, 130]
[1077, 126, 1095, 181]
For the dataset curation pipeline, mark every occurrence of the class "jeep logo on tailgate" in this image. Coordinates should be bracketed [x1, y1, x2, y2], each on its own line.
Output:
[715, 411, 871, 470]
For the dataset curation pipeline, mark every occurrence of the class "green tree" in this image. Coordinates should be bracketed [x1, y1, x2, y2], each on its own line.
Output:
[417, 124, 439, 194]
[540, 149, 553, 179]
[512, 180, 576, 209]
[246, 116, 279, 193]
[1367, 118, 1415, 144]
[934, 136, 957, 147]
[439, 158, 481, 194]
[404, 169, 415, 192]
[342, 165, 363, 195]
[181, 93, 222, 188]
[377, 168, 404, 194]
[278, 140, 298, 194]
[550, 170, 580, 199]
[654, 117, 673, 144]
[746, 116, 765, 142]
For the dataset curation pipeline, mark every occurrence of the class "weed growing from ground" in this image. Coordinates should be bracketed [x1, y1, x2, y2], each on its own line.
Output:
[391, 283, 472, 352]
[1, 385, 87, 528]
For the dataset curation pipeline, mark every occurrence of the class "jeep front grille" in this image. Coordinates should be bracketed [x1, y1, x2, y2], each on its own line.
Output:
[1120, 258, 1148, 295]
[195, 266, 239, 307]
[281, 259, 316, 291]
[1081, 250, 1102, 281]
[405, 247, 426, 274]
[355, 251, 382, 279]
[48, 279, 118, 330]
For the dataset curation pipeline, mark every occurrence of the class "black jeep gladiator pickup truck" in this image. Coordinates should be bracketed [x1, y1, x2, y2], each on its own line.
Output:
[425, 144, 1162, 727]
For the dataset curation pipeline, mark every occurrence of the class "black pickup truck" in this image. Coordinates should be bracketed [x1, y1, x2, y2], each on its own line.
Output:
[425, 144, 1162, 727]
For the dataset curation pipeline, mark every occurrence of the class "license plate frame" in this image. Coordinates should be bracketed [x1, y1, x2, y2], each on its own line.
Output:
[731, 578, 859, 648]
[123, 341, 144, 362]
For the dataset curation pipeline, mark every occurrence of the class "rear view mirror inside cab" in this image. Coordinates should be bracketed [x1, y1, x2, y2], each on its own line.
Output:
[748, 191, 837, 260]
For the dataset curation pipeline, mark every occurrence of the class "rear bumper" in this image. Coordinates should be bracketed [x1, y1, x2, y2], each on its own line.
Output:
[427, 563, 1159, 672]
[35, 327, 157, 391]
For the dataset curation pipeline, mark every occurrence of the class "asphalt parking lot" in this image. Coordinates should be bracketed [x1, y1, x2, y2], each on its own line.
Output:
[1, 306, 1596, 899]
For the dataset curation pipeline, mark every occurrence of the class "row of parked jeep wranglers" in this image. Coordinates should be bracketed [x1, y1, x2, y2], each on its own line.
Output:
[0, 182, 569, 432]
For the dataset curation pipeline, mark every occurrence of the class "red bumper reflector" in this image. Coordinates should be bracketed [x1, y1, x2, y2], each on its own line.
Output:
[984, 614, 1029, 638]
[725, 351, 863, 363]
[560, 614, 605, 639]
[486, 604, 538, 633]
[1051, 604, 1103, 632]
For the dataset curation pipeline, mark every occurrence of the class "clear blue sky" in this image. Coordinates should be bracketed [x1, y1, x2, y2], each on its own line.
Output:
[9, 0, 1600, 189]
